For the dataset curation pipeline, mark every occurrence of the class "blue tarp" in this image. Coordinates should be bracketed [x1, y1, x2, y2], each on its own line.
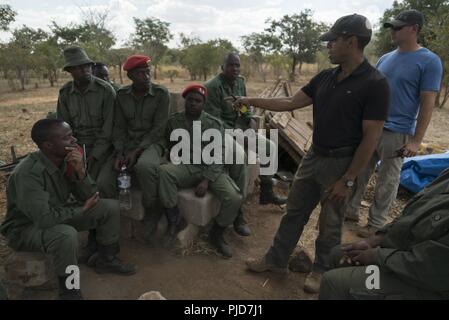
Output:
[400, 152, 449, 193]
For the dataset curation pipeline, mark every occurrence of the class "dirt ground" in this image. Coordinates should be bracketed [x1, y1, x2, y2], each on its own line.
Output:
[0, 78, 448, 300]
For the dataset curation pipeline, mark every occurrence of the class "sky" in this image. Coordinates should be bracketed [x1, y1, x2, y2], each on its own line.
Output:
[1, 0, 399, 47]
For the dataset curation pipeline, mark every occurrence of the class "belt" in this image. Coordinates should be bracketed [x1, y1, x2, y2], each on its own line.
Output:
[312, 144, 357, 158]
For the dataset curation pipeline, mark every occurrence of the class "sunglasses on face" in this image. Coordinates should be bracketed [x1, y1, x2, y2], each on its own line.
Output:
[392, 24, 417, 31]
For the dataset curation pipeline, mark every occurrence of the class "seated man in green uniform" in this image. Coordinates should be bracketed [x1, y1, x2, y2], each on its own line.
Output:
[57, 47, 117, 261]
[320, 168, 449, 299]
[92, 62, 121, 92]
[0, 119, 136, 300]
[57, 47, 116, 184]
[159, 84, 243, 258]
[205, 53, 287, 235]
[102, 55, 170, 234]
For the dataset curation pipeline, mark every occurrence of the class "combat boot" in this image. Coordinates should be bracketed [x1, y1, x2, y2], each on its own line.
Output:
[163, 207, 181, 248]
[94, 243, 137, 276]
[233, 209, 251, 237]
[208, 222, 233, 258]
[259, 180, 287, 205]
[78, 229, 97, 265]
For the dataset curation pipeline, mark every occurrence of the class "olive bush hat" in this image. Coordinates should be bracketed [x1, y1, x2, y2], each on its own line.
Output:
[63, 46, 94, 71]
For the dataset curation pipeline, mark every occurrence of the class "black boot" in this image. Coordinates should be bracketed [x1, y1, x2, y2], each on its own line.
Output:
[209, 222, 233, 258]
[58, 276, 83, 300]
[163, 207, 181, 248]
[259, 180, 287, 205]
[94, 243, 137, 276]
[233, 209, 251, 237]
[79, 229, 97, 265]
[143, 208, 163, 243]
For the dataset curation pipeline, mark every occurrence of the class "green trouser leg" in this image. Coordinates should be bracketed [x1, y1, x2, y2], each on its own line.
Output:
[227, 162, 247, 199]
[319, 246, 444, 300]
[159, 164, 242, 227]
[134, 144, 164, 208]
[256, 133, 277, 182]
[83, 146, 113, 182]
[97, 156, 118, 199]
[158, 163, 203, 209]
[13, 199, 120, 276]
[208, 173, 243, 227]
[225, 133, 247, 198]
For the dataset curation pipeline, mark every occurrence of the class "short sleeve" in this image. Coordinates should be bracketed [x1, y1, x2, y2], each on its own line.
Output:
[362, 78, 390, 121]
[420, 55, 443, 92]
[301, 72, 323, 99]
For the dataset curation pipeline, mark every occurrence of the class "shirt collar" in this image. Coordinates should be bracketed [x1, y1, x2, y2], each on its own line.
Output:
[37, 151, 66, 175]
[332, 59, 371, 78]
[69, 77, 97, 94]
[127, 83, 155, 97]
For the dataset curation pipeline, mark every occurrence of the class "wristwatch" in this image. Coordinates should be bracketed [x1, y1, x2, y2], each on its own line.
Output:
[342, 177, 355, 188]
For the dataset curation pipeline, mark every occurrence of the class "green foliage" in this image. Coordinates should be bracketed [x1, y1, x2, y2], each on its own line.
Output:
[179, 36, 236, 81]
[266, 9, 328, 81]
[130, 17, 173, 79]
[0, 4, 16, 31]
[241, 32, 280, 81]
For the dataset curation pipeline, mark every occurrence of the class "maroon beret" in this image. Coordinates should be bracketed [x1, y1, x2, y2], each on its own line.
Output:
[182, 84, 208, 99]
[123, 55, 151, 71]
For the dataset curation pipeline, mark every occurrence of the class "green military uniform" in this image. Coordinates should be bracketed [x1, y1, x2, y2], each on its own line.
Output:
[101, 83, 170, 208]
[320, 168, 449, 300]
[159, 111, 243, 227]
[0, 151, 120, 277]
[110, 81, 121, 92]
[57, 76, 116, 182]
[204, 73, 277, 186]
[204, 73, 248, 130]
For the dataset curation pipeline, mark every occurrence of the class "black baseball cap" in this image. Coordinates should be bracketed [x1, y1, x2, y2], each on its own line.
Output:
[384, 9, 424, 29]
[320, 14, 372, 41]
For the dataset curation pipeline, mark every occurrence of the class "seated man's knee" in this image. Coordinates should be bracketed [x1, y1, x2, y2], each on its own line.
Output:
[94, 199, 120, 219]
[46, 225, 79, 250]
[319, 270, 340, 300]
[135, 160, 159, 176]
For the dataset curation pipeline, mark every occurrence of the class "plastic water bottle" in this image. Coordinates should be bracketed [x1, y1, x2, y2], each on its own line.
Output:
[118, 165, 132, 211]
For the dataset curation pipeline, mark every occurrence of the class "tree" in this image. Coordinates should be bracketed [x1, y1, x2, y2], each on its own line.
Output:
[108, 48, 133, 84]
[34, 38, 63, 87]
[50, 19, 116, 63]
[4, 26, 48, 90]
[266, 10, 327, 82]
[0, 4, 16, 31]
[241, 32, 280, 82]
[130, 17, 173, 80]
[180, 38, 236, 81]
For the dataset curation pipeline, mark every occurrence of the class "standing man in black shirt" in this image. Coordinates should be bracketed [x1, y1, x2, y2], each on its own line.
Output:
[235, 14, 390, 294]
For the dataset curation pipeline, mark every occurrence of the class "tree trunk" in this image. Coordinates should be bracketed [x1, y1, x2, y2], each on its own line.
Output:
[440, 84, 449, 108]
[153, 64, 158, 80]
[298, 61, 303, 76]
[18, 69, 25, 91]
[289, 56, 297, 82]
[119, 63, 123, 84]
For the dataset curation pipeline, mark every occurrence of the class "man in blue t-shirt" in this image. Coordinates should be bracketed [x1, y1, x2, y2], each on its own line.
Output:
[347, 9, 443, 237]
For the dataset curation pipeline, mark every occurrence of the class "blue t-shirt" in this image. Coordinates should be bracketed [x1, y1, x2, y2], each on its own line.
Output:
[377, 48, 443, 135]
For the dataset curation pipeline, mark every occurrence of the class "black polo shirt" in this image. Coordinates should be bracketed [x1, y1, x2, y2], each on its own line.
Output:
[302, 59, 390, 149]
